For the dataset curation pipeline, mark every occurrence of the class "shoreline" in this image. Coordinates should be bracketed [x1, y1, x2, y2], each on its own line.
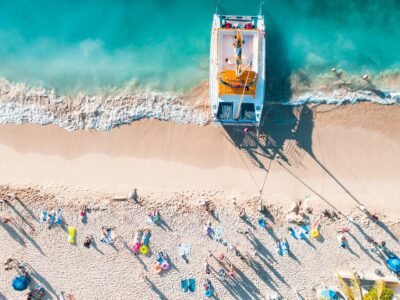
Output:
[0, 102, 399, 217]
[0, 102, 399, 299]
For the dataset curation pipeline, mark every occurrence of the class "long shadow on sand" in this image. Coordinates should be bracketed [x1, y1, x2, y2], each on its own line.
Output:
[220, 16, 365, 214]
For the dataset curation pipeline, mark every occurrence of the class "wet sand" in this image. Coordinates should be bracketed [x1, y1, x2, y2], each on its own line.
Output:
[0, 102, 399, 216]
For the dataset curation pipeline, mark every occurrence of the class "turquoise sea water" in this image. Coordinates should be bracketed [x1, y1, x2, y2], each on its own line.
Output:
[0, 0, 399, 95]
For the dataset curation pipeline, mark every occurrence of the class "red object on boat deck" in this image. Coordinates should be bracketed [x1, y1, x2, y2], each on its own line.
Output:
[225, 22, 232, 28]
[245, 23, 252, 29]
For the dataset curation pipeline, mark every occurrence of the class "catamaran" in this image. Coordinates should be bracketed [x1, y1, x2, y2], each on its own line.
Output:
[209, 13, 266, 126]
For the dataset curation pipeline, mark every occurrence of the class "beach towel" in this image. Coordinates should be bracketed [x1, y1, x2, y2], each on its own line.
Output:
[55, 209, 63, 225]
[101, 229, 113, 244]
[188, 278, 196, 292]
[142, 232, 151, 246]
[289, 228, 298, 240]
[214, 227, 223, 242]
[276, 242, 283, 256]
[181, 279, 189, 292]
[48, 213, 55, 225]
[178, 244, 192, 258]
[40, 210, 47, 223]
[300, 225, 310, 235]
[282, 240, 289, 255]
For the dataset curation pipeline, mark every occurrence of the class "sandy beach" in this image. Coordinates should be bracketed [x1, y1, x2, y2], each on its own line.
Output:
[1, 102, 400, 299]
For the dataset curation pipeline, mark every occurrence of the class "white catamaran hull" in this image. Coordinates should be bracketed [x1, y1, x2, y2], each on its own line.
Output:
[209, 14, 266, 126]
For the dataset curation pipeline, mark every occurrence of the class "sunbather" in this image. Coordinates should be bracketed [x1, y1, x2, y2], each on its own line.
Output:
[55, 209, 63, 225]
[218, 268, 226, 281]
[148, 208, 160, 223]
[141, 228, 151, 245]
[83, 236, 92, 248]
[4, 258, 18, 271]
[204, 222, 213, 238]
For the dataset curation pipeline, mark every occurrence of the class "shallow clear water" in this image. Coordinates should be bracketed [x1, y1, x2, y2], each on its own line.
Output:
[0, 0, 399, 94]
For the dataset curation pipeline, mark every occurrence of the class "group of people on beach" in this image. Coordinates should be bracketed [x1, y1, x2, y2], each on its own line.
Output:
[40, 209, 63, 229]
[2, 189, 400, 299]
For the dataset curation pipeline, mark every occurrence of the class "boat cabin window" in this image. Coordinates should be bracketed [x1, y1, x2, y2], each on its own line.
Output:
[217, 102, 233, 120]
[241, 103, 256, 120]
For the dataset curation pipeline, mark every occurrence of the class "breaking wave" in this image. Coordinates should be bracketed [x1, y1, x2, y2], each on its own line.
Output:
[0, 76, 398, 131]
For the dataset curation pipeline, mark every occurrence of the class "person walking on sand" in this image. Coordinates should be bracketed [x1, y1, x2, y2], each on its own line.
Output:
[218, 253, 225, 263]
[228, 263, 236, 277]
[338, 234, 348, 249]
[79, 206, 87, 223]
[204, 221, 213, 238]
[204, 260, 211, 275]
[275, 239, 283, 256]
[83, 236, 92, 248]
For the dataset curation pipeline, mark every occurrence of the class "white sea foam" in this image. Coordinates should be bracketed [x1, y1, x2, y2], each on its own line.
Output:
[0, 78, 211, 131]
[0, 78, 398, 131]
[284, 89, 400, 106]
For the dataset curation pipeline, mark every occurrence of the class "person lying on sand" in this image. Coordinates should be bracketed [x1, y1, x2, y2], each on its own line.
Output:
[83, 236, 92, 248]
[4, 258, 18, 271]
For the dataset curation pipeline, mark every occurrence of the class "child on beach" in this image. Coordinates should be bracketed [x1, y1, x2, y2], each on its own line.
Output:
[338, 234, 348, 249]
[79, 206, 87, 223]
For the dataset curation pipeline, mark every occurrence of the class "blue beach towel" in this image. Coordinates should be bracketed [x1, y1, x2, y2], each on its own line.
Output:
[181, 279, 189, 292]
[282, 240, 289, 255]
[289, 228, 298, 240]
[188, 278, 196, 292]
[276, 242, 283, 256]
[214, 227, 223, 242]
[40, 210, 47, 223]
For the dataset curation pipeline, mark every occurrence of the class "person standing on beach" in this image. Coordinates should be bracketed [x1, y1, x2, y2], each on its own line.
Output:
[204, 260, 211, 275]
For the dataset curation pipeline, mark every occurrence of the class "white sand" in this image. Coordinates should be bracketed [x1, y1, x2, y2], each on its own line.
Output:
[0, 102, 400, 299]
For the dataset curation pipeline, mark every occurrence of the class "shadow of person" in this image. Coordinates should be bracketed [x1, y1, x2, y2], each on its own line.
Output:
[0, 221, 26, 247]
[144, 278, 168, 300]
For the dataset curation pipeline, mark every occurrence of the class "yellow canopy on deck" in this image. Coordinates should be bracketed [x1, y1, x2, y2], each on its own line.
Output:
[218, 70, 257, 97]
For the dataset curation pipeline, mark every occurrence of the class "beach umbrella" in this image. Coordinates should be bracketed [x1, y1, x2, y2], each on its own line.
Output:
[258, 219, 266, 228]
[204, 289, 213, 298]
[387, 257, 400, 273]
[12, 275, 30, 291]
[320, 289, 338, 299]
